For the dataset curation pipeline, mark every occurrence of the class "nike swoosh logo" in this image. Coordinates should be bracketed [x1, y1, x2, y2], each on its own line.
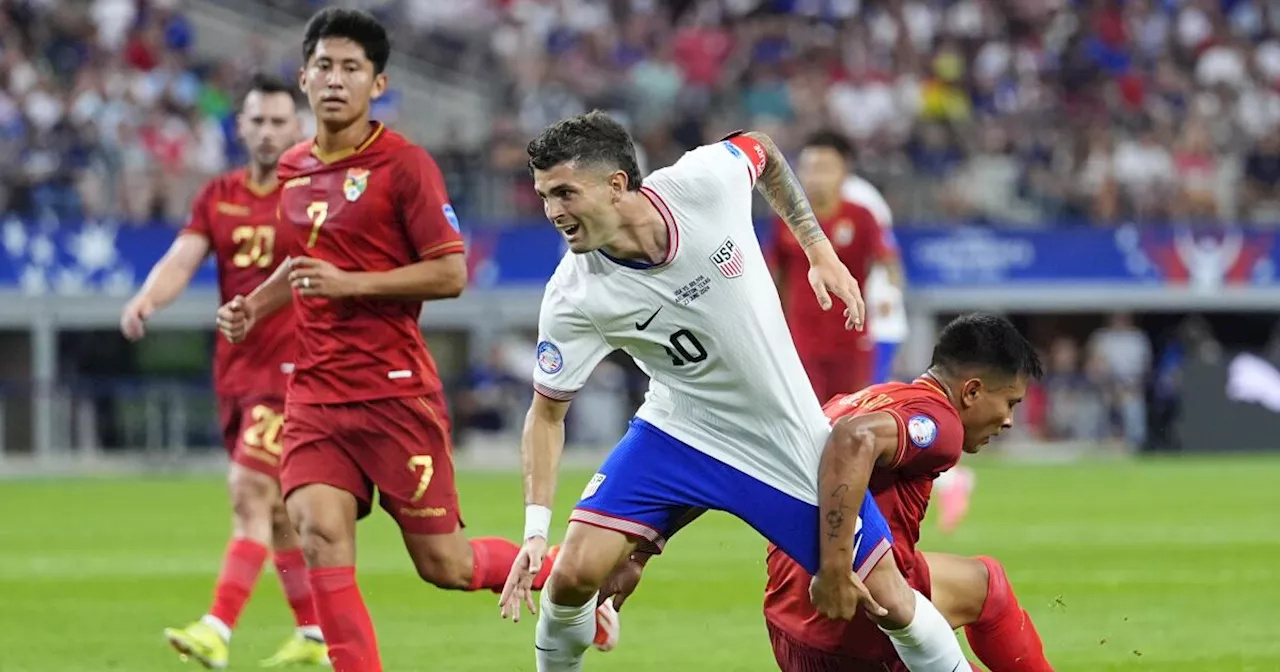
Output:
[635, 306, 662, 331]
[534, 645, 558, 652]
[950, 662, 963, 672]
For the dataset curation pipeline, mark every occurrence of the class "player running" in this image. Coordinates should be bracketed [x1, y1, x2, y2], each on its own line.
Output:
[770, 130, 903, 401]
[213, 9, 573, 671]
[499, 111, 969, 671]
[121, 73, 328, 668]
[600, 314, 1056, 671]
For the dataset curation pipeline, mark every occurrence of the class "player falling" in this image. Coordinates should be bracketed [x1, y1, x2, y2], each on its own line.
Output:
[601, 314, 1056, 671]
[498, 111, 970, 671]
[120, 74, 327, 668]
[214, 10, 607, 672]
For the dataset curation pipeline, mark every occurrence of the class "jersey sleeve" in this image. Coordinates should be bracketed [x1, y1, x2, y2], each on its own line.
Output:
[181, 180, 216, 239]
[881, 397, 963, 474]
[532, 280, 612, 401]
[393, 146, 467, 261]
[663, 134, 769, 204]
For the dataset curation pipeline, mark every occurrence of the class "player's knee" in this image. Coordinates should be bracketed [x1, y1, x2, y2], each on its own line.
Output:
[546, 551, 608, 604]
[270, 504, 298, 547]
[228, 469, 274, 540]
[864, 556, 919, 629]
[408, 540, 472, 590]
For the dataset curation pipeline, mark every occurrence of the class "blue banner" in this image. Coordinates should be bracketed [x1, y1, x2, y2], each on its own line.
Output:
[1, 219, 1276, 294]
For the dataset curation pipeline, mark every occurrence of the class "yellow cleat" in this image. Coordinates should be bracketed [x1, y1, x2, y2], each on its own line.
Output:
[164, 621, 229, 669]
[260, 632, 330, 667]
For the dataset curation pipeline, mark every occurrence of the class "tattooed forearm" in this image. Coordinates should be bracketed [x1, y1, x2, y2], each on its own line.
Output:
[744, 131, 828, 251]
[824, 483, 853, 544]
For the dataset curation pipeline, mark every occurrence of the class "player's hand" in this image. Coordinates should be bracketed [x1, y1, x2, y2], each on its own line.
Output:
[599, 553, 648, 612]
[809, 567, 887, 621]
[289, 257, 361, 298]
[216, 295, 255, 344]
[120, 297, 155, 341]
[500, 535, 547, 623]
[807, 251, 865, 331]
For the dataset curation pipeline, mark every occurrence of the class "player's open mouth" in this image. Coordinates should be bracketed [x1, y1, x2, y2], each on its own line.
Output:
[561, 224, 581, 237]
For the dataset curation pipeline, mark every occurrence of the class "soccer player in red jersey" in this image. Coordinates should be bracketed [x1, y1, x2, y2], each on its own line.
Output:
[770, 131, 902, 403]
[598, 315, 1056, 671]
[214, 10, 559, 671]
[121, 73, 328, 668]
[762, 314, 1054, 672]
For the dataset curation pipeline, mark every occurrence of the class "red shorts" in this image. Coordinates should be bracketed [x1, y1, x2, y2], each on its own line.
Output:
[280, 392, 462, 535]
[218, 396, 285, 479]
[798, 346, 874, 404]
[767, 622, 906, 672]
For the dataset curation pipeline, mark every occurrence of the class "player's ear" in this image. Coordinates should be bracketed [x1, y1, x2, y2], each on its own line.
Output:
[960, 378, 983, 409]
[371, 72, 388, 101]
[610, 170, 628, 200]
[296, 67, 307, 94]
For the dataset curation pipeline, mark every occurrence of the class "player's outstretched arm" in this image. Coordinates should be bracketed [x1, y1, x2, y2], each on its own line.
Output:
[121, 233, 210, 341]
[817, 413, 897, 572]
[744, 131, 865, 330]
[499, 392, 572, 621]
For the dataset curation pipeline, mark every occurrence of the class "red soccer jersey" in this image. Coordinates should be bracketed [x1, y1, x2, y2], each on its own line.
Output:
[762, 377, 965, 658]
[276, 123, 465, 404]
[770, 200, 890, 356]
[182, 169, 295, 399]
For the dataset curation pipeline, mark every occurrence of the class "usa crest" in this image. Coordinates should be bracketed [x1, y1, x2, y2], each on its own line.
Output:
[710, 237, 745, 278]
[343, 168, 370, 202]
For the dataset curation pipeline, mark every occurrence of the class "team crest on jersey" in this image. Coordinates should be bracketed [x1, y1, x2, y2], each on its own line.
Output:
[834, 220, 854, 246]
[536, 341, 563, 374]
[710, 237, 745, 278]
[581, 473, 606, 499]
[442, 204, 460, 232]
[907, 415, 938, 448]
[343, 168, 370, 202]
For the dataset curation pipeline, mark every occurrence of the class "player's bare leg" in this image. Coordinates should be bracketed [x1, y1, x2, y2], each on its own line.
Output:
[861, 549, 969, 671]
[401, 527, 556, 593]
[924, 553, 1054, 672]
[164, 465, 276, 669]
[259, 501, 328, 667]
[535, 522, 635, 671]
[287, 484, 380, 672]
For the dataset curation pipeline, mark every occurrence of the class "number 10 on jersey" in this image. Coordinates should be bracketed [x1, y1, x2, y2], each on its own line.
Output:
[663, 329, 708, 366]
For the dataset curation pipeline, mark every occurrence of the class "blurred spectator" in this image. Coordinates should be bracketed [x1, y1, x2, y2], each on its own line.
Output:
[1042, 336, 1108, 441]
[1089, 312, 1153, 448]
[455, 345, 524, 441]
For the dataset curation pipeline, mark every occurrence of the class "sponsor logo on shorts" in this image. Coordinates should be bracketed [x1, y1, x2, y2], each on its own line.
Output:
[907, 415, 938, 448]
[399, 506, 448, 518]
[537, 341, 564, 374]
[581, 473, 606, 499]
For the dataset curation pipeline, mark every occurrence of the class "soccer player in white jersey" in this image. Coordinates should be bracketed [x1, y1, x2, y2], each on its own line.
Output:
[841, 173, 975, 533]
[498, 111, 968, 671]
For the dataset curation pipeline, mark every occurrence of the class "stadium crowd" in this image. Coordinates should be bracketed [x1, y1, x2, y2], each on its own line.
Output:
[4, 0, 1280, 226]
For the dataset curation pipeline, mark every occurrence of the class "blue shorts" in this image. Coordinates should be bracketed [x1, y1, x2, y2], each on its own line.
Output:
[874, 341, 900, 384]
[570, 419, 894, 579]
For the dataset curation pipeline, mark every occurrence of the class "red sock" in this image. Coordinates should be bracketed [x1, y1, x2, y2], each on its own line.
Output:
[466, 537, 521, 593]
[208, 538, 268, 630]
[273, 548, 319, 628]
[964, 556, 1055, 672]
[310, 566, 380, 672]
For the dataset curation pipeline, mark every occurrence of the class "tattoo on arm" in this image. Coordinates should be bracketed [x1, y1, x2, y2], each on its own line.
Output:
[745, 131, 827, 250]
[824, 483, 853, 544]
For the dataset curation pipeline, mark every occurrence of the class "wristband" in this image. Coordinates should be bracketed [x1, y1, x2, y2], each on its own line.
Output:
[524, 504, 553, 541]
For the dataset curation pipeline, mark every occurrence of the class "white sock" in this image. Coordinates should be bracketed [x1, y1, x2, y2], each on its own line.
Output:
[297, 625, 323, 642]
[534, 590, 597, 672]
[200, 614, 231, 642]
[878, 590, 967, 671]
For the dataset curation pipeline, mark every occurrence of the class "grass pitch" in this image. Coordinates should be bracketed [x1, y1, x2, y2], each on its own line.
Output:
[1, 455, 1278, 671]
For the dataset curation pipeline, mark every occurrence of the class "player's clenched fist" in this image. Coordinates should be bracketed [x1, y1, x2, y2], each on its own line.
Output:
[809, 566, 887, 621]
[216, 296, 255, 344]
[807, 249, 866, 331]
[499, 536, 547, 623]
[289, 256, 361, 298]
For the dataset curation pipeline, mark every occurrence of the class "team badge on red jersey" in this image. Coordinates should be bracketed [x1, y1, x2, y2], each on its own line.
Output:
[907, 415, 938, 448]
[711, 236, 745, 278]
[343, 168, 370, 202]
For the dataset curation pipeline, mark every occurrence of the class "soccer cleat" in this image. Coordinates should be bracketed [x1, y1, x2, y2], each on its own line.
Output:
[259, 632, 330, 667]
[163, 621, 229, 669]
[935, 465, 976, 534]
[592, 597, 620, 652]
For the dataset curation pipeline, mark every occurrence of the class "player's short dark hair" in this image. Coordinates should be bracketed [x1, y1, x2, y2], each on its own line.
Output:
[802, 130, 854, 162]
[931, 314, 1044, 381]
[527, 110, 643, 191]
[238, 71, 298, 109]
[302, 8, 391, 75]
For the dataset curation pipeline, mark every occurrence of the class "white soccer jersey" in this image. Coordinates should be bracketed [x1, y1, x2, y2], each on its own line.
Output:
[533, 140, 831, 504]
[842, 175, 908, 344]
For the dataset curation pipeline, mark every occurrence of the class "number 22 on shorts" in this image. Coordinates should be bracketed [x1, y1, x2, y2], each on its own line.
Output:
[306, 201, 328, 247]
[408, 455, 434, 502]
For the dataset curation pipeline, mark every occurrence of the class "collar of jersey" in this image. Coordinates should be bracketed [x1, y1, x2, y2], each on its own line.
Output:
[597, 186, 680, 271]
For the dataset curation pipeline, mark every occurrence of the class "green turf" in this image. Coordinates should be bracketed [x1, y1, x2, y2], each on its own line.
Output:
[1, 455, 1278, 671]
